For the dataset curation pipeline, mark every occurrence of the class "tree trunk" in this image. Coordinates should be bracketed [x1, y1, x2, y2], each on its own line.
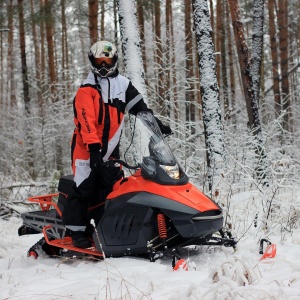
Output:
[0, 24, 3, 107]
[7, 0, 16, 107]
[45, 0, 63, 172]
[268, 0, 281, 119]
[61, 0, 69, 73]
[117, 0, 147, 102]
[221, 0, 228, 119]
[18, 0, 34, 173]
[113, 0, 118, 45]
[228, 0, 261, 134]
[18, 0, 30, 106]
[30, 0, 42, 102]
[298, 2, 300, 59]
[169, 0, 179, 124]
[137, 0, 147, 76]
[226, 1, 236, 123]
[39, 0, 46, 85]
[76, 0, 88, 68]
[185, 0, 196, 134]
[192, 0, 225, 191]
[89, 0, 98, 44]
[44, 0, 57, 97]
[228, 0, 268, 183]
[165, 0, 171, 118]
[154, 0, 163, 110]
[250, 0, 264, 106]
[215, 0, 222, 87]
[277, 0, 291, 132]
[193, 34, 202, 123]
[101, 0, 105, 39]
[209, 0, 214, 43]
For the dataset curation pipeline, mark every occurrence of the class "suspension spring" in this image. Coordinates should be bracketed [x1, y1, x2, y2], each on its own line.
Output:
[157, 213, 167, 239]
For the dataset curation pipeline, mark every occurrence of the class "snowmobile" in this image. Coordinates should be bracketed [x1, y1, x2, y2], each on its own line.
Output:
[18, 111, 236, 266]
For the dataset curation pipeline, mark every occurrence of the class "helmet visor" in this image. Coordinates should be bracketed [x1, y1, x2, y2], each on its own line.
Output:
[94, 56, 114, 68]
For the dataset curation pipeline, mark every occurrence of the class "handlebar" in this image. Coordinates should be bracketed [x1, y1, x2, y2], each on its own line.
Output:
[103, 159, 140, 170]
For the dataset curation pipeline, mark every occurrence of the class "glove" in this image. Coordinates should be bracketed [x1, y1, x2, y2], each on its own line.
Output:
[90, 150, 103, 172]
[154, 117, 172, 135]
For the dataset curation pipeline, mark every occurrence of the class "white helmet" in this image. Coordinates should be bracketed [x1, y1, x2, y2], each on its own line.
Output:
[88, 41, 118, 77]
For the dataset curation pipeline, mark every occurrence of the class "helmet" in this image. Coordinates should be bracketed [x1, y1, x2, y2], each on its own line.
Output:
[88, 41, 118, 77]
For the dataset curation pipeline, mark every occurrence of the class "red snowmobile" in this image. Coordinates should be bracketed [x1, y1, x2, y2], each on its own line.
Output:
[18, 111, 236, 266]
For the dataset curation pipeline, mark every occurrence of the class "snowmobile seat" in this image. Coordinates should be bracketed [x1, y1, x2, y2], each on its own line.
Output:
[57, 174, 74, 214]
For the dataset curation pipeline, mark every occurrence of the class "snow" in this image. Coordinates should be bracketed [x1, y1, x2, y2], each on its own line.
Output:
[1, 189, 300, 299]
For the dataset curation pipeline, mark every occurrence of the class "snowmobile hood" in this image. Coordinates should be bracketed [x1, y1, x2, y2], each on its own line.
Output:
[107, 170, 220, 213]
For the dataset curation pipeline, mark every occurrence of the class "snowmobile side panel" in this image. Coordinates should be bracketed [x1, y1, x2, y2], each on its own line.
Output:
[94, 195, 157, 256]
[126, 192, 223, 238]
[160, 209, 223, 238]
[127, 192, 199, 214]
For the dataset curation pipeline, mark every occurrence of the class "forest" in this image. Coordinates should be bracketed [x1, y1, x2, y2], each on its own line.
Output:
[0, 0, 300, 225]
[1, 2, 300, 298]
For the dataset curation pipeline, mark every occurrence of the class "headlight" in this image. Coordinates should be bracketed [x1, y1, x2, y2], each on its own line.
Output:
[160, 164, 180, 179]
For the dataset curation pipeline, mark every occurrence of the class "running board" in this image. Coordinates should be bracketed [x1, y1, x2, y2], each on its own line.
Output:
[43, 225, 103, 258]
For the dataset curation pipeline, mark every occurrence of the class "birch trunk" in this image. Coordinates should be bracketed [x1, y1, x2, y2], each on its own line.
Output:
[117, 0, 147, 102]
[192, 0, 225, 191]
[268, 0, 281, 119]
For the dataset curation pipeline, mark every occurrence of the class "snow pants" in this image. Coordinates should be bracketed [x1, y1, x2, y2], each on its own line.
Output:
[62, 166, 122, 232]
[62, 132, 122, 232]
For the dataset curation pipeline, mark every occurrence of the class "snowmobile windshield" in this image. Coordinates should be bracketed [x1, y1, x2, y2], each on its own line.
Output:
[135, 111, 176, 166]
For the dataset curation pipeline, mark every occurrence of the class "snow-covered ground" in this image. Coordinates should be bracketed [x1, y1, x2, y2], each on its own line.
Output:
[1, 189, 300, 300]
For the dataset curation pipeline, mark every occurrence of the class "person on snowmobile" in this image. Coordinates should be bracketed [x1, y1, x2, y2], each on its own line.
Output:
[62, 41, 171, 248]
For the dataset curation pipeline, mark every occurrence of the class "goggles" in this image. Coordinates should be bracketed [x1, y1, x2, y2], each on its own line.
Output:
[94, 56, 114, 68]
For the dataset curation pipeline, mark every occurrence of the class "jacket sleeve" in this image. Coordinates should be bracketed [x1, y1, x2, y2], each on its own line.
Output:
[125, 81, 150, 115]
[74, 86, 101, 151]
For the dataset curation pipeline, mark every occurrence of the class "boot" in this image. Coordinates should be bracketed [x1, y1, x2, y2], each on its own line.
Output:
[70, 230, 92, 248]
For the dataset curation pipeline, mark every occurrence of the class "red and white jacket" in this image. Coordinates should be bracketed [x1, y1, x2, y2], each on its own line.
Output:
[71, 71, 148, 171]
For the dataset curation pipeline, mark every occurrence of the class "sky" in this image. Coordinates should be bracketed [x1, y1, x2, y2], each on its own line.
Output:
[1, 188, 300, 300]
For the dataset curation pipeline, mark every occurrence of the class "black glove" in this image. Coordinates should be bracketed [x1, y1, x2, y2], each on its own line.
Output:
[99, 166, 123, 189]
[154, 117, 172, 135]
[90, 150, 103, 172]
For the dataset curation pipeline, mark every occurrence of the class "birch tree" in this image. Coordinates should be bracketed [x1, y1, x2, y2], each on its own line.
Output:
[268, 0, 281, 119]
[117, 0, 147, 102]
[192, 0, 225, 191]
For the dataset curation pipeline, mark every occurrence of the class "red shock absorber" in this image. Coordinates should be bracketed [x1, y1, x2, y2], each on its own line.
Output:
[157, 213, 167, 240]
